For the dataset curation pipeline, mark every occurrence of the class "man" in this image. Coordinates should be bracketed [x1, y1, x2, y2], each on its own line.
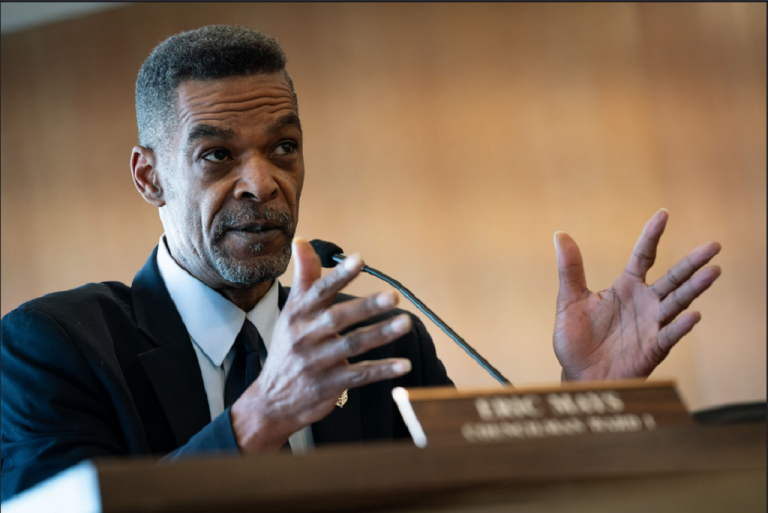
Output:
[1, 25, 721, 500]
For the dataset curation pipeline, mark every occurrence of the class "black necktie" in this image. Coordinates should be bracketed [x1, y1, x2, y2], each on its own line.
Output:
[224, 319, 263, 409]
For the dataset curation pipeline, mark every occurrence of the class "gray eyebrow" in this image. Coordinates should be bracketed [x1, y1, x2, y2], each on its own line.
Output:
[185, 124, 236, 150]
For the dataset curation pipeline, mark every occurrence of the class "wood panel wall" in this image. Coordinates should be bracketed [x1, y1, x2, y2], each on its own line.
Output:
[1, 3, 765, 410]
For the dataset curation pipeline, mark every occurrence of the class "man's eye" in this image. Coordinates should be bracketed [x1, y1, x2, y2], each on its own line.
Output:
[201, 149, 231, 163]
[274, 142, 296, 156]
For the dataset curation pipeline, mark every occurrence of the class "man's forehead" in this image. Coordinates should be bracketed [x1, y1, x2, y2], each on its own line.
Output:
[172, 73, 299, 144]
[178, 73, 293, 100]
[175, 74, 296, 122]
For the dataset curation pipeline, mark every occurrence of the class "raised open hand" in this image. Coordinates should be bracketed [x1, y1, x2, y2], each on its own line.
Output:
[231, 237, 412, 452]
[553, 209, 721, 381]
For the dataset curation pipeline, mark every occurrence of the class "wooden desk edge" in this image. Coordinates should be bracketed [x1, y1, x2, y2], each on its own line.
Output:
[402, 379, 677, 401]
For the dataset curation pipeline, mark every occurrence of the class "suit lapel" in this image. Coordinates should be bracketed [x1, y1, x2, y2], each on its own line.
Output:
[131, 246, 211, 447]
[129, 273, 366, 450]
[278, 284, 364, 445]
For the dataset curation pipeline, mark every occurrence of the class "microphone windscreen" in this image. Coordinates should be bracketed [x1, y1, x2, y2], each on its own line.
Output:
[309, 239, 344, 268]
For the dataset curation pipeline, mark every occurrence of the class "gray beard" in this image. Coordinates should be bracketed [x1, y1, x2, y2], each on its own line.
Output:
[210, 205, 295, 287]
[212, 241, 292, 287]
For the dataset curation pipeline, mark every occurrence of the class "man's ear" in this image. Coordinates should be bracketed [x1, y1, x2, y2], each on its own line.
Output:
[131, 146, 166, 207]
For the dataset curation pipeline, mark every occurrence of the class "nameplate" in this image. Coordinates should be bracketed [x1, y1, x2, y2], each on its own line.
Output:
[392, 380, 691, 448]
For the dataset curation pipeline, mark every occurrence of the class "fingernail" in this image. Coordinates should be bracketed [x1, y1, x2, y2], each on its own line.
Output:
[293, 236, 306, 244]
[391, 314, 411, 333]
[393, 359, 411, 373]
[660, 208, 669, 213]
[376, 291, 396, 308]
[343, 253, 361, 271]
[554, 232, 562, 248]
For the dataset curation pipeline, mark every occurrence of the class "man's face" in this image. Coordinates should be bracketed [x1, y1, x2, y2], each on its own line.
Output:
[159, 73, 304, 289]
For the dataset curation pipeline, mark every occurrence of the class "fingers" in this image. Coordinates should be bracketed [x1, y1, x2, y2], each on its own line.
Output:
[305, 291, 399, 341]
[554, 231, 588, 304]
[651, 242, 721, 299]
[658, 311, 701, 354]
[313, 314, 412, 364]
[657, 265, 721, 325]
[291, 237, 323, 293]
[326, 358, 412, 392]
[287, 236, 365, 314]
[625, 209, 668, 280]
[299, 253, 364, 311]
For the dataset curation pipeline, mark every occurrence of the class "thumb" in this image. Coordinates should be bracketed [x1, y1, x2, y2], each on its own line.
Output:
[291, 237, 322, 293]
[554, 231, 588, 304]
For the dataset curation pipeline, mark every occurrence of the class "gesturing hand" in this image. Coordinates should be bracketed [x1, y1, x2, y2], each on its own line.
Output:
[553, 209, 721, 382]
[231, 237, 412, 452]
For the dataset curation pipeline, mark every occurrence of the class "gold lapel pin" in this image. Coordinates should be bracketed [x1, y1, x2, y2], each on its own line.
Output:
[336, 389, 348, 408]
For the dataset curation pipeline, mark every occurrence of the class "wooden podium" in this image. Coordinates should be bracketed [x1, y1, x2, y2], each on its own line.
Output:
[3, 386, 765, 513]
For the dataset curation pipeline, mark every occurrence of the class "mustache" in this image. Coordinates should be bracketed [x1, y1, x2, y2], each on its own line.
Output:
[212, 205, 296, 242]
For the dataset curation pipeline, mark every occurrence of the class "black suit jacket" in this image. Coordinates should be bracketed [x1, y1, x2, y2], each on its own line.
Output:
[1, 247, 453, 500]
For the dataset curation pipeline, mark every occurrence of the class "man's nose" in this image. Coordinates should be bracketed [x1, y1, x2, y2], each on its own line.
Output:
[233, 157, 279, 202]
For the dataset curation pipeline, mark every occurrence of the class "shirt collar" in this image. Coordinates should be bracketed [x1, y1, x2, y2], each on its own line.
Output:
[245, 275, 280, 352]
[156, 235, 279, 367]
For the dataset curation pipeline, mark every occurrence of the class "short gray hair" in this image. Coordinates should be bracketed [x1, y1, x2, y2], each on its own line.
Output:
[135, 25, 297, 154]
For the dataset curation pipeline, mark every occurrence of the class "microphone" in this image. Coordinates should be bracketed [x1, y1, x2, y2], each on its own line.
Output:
[309, 239, 512, 387]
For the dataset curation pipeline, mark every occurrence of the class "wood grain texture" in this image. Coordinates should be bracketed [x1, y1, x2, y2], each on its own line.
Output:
[92, 423, 766, 512]
[1, 3, 765, 410]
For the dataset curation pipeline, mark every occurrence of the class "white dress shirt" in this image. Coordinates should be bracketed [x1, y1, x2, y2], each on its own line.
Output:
[156, 236, 314, 454]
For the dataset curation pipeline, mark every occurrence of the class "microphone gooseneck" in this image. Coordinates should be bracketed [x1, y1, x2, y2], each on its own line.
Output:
[308, 239, 513, 387]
